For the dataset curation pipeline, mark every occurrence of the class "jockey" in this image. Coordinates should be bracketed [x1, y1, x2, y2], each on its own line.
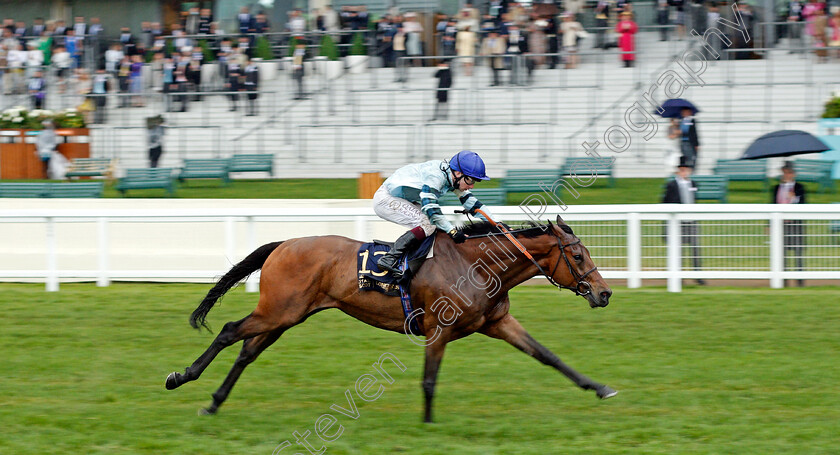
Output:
[373, 150, 495, 279]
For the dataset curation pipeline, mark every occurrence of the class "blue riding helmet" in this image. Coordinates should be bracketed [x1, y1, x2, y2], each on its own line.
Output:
[449, 150, 490, 181]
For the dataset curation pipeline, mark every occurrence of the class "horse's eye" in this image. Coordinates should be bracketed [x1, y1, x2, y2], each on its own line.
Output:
[573, 254, 583, 262]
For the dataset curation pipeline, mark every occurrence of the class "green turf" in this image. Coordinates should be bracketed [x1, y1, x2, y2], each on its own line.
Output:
[2, 283, 838, 454]
[9, 177, 837, 203]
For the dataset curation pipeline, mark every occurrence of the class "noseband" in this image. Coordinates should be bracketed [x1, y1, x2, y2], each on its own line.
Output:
[546, 237, 598, 297]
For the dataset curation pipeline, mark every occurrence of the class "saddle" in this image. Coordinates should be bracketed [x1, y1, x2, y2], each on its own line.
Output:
[357, 236, 435, 296]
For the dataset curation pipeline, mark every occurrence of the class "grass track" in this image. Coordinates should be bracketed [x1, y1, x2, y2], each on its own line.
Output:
[1, 283, 838, 454]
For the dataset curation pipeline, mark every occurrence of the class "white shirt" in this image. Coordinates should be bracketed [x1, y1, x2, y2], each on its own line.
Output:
[676, 176, 695, 204]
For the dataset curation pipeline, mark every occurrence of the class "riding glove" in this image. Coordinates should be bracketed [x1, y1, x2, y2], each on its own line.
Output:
[448, 229, 467, 244]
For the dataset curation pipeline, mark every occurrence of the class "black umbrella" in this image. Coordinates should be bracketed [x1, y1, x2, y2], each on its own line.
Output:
[740, 130, 831, 160]
[655, 98, 700, 118]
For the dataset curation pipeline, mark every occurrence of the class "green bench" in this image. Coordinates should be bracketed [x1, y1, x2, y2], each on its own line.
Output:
[0, 183, 51, 198]
[560, 157, 615, 187]
[65, 158, 116, 180]
[792, 159, 835, 193]
[713, 159, 768, 189]
[49, 182, 104, 198]
[115, 168, 176, 196]
[179, 159, 231, 185]
[440, 188, 508, 206]
[692, 175, 729, 203]
[0, 182, 104, 198]
[229, 154, 274, 176]
[502, 169, 563, 194]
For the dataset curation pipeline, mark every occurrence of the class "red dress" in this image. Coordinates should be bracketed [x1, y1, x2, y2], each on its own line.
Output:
[616, 20, 638, 61]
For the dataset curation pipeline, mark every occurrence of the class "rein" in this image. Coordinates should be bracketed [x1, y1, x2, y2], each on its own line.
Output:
[466, 210, 597, 297]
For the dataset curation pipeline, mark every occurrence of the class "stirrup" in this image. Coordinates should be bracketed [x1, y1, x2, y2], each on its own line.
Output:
[377, 256, 404, 278]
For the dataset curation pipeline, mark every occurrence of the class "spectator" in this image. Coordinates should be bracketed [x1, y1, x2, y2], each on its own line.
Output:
[616, 11, 638, 68]
[162, 57, 175, 111]
[116, 54, 131, 107]
[442, 18, 458, 57]
[36, 120, 57, 178]
[64, 29, 83, 69]
[323, 5, 341, 32]
[239, 6, 255, 34]
[404, 13, 424, 67]
[481, 30, 505, 86]
[185, 7, 201, 35]
[773, 162, 807, 287]
[560, 14, 583, 69]
[506, 24, 527, 85]
[119, 27, 135, 56]
[243, 57, 259, 116]
[393, 25, 407, 81]
[173, 66, 189, 112]
[662, 158, 705, 286]
[73, 16, 87, 37]
[172, 24, 190, 50]
[226, 53, 241, 110]
[28, 69, 46, 109]
[830, 7, 840, 57]
[813, 6, 829, 62]
[129, 54, 144, 107]
[254, 12, 271, 34]
[6, 42, 26, 94]
[431, 60, 452, 121]
[787, 1, 805, 52]
[52, 45, 72, 94]
[146, 116, 165, 168]
[456, 24, 477, 76]
[679, 107, 700, 168]
[291, 41, 306, 100]
[595, 0, 611, 47]
[141, 22, 154, 48]
[670, 0, 686, 40]
[199, 9, 213, 35]
[657, 0, 671, 42]
[25, 41, 44, 78]
[105, 43, 123, 77]
[91, 66, 110, 124]
[32, 18, 46, 37]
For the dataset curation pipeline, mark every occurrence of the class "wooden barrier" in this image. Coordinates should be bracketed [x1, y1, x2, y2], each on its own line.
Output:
[0, 129, 90, 179]
[358, 172, 383, 199]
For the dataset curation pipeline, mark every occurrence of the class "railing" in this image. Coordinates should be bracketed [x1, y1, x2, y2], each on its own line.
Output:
[1, 204, 837, 292]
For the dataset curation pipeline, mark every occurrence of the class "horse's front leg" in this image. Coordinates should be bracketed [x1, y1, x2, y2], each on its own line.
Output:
[480, 314, 617, 399]
[421, 335, 449, 423]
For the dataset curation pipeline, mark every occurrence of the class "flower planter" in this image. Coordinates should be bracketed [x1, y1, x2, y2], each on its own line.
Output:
[254, 59, 279, 81]
[345, 55, 369, 74]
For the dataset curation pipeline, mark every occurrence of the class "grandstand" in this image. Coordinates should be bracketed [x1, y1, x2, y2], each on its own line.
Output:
[2, 20, 837, 180]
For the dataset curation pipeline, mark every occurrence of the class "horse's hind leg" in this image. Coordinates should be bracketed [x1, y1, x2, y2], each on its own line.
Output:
[200, 327, 286, 415]
[166, 313, 275, 390]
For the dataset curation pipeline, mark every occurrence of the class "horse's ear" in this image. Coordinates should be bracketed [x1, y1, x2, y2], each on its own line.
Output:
[556, 215, 565, 225]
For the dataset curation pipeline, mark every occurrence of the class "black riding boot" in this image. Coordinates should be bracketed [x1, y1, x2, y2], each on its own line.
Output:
[377, 230, 421, 279]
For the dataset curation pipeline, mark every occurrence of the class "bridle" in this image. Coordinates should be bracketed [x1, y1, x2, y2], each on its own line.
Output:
[466, 218, 597, 297]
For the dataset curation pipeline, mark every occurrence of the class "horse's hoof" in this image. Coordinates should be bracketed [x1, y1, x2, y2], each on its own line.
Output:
[597, 385, 618, 399]
[165, 372, 181, 390]
[198, 407, 216, 416]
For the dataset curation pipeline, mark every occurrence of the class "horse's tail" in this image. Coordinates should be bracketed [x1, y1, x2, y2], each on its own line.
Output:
[190, 241, 284, 331]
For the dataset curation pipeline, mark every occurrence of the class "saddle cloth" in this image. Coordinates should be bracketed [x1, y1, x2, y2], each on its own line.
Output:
[357, 236, 435, 296]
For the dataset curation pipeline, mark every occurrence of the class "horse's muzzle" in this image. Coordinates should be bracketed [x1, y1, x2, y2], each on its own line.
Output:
[589, 289, 611, 308]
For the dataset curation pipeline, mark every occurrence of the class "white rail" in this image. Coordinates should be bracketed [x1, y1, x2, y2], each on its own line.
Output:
[1, 204, 838, 292]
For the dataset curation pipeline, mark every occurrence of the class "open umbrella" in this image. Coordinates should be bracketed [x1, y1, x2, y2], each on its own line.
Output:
[655, 98, 700, 118]
[740, 130, 831, 160]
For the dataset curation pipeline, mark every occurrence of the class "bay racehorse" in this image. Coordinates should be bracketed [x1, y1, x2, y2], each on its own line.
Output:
[166, 215, 616, 422]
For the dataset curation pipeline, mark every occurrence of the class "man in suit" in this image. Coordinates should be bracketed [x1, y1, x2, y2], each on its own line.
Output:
[772, 161, 807, 287]
[662, 158, 705, 285]
[679, 107, 699, 168]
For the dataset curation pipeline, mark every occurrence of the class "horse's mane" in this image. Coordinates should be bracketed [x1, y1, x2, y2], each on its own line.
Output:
[457, 221, 575, 238]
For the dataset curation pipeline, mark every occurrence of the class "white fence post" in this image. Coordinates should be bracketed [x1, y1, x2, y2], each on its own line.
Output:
[245, 216, 259, 293]
[45, 217, 58, 292]
[97, 217, 110, 287]
[667, 214, 682, 292]
[627, 212, 641, 288]
[769, 212, 784, 289]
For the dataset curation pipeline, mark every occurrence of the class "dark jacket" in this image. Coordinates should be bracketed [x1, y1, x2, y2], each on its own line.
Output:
[681, 117, 699, 148]
[662, 178, 697, 203]
[771, 182, 806, 204]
